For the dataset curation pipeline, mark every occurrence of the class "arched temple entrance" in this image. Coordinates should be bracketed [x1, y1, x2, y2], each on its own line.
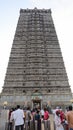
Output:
[31, 92, 42, 109]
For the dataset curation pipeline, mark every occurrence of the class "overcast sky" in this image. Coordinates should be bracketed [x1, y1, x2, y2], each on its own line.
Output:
[0, 0, 73, 93]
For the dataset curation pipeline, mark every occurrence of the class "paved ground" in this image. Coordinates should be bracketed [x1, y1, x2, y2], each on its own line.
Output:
[0, 109, 9, 130]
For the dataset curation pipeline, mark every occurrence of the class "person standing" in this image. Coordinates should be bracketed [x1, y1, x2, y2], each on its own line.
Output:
[35, 110, 41, 130]
[65, 105, 73, 130]
[13, 105, 25, 130]
[8, 108, 14, 130]
[44, 107, 49, 120]
[55, 110, 64, 130]
[10, 108, 16, 130]
[25, 107, 31, 128]
[40, 108, 44, 119]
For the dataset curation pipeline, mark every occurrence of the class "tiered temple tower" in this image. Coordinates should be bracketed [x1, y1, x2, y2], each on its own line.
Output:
[1, 8, 72, 108]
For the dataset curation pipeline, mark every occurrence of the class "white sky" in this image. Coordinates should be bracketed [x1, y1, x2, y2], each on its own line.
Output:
[0, 0, 73, 93]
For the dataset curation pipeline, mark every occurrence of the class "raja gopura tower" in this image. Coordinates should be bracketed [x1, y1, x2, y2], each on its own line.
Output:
[1, 8, 72, 108]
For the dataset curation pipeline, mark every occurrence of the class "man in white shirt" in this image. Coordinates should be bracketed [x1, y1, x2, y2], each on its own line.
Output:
[13, 105, 25, 130]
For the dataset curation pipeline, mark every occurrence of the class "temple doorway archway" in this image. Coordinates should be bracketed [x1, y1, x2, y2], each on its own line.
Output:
[33, 99, 41, 109]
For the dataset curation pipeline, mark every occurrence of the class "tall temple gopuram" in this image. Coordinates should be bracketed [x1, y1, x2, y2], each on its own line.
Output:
[1, 8, 72, 108]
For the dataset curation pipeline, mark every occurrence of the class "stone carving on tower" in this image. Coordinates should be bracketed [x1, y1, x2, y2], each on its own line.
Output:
[1, 8, 72, 108]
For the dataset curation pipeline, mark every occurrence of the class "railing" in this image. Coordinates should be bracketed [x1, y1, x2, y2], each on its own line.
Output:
[25, 120, 51, 130]
[5, 119, 55, 130]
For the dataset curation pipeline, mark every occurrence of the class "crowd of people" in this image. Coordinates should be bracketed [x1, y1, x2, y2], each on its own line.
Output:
[53, 105, 73, 130]
[7, 105, 73, 130]
[8, 105, 49, 130]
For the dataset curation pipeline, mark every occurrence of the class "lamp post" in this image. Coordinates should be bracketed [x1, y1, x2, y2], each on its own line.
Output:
[3, 101, 8, 109]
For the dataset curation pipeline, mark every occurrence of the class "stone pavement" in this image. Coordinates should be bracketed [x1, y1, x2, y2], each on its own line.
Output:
[0, 109, 9, 130]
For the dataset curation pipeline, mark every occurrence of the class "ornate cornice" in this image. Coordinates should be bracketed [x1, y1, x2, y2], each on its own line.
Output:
[20, 8, 51, 14]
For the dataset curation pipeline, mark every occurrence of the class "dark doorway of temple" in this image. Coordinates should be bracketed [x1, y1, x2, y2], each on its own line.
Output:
[33, 100, 41, 109]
